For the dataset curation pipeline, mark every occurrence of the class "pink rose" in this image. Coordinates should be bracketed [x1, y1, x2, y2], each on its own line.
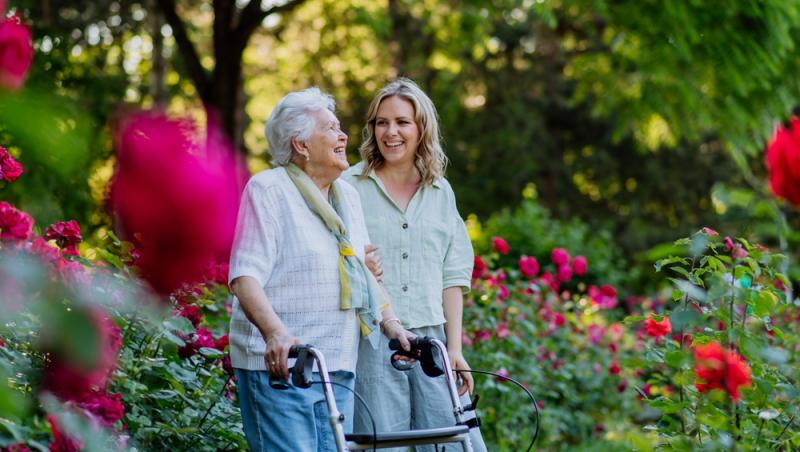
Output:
[496, 322, 511, 338]
[765, 117, 800, 206]
[495, 368, 509, 382]
[0, 145, 23, 182]
[556, 264, 572, 282]
[518, 255, 539, 278]
[497, 284, 509, 301]
[178, 327, 216, 359]
[78, 392, 125, 427]
[491, 236, 510, 254]
[589, 284, 618, 309]
[176, 304, 202, 328]
[44, 220, 83, 256]
[550, 248, 570, 266]
[572, 255, 588, 276]
[0, 16, 34, 91]
[700, 227, 718, 236]
[551, 312, 566, 328]
[0, 201, 33, 240]
[109, 112, 246, 296]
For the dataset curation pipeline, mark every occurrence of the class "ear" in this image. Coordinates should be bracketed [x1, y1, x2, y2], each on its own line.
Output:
[291, 136, 309, 159]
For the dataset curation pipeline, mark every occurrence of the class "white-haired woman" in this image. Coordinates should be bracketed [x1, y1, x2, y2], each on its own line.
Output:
[228, 87, 412, 452]
[344, 78, 487, 451]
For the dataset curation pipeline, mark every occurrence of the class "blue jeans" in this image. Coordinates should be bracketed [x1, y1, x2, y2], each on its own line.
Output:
[235, 368, 355, 452]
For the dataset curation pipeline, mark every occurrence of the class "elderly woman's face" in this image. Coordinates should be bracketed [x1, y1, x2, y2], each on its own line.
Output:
[305, 108, 349, 175]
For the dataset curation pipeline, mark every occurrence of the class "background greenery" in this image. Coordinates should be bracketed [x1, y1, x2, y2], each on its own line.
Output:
[2, 0, 800, 450]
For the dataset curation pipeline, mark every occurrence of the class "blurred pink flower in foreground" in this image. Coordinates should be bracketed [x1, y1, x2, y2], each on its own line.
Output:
[0, 145, 23, 182]
[0, 15, 34, 91]
[518, 255, 539, 278]
[589, 284, 618, 309]
[0, 201, 33, 241]
[491, 236, 509, 254]
[551, 248, 570, 266]
[765, 117, 800, 207]
[109, 112, 246, 295]
[572, 255, 588, 276]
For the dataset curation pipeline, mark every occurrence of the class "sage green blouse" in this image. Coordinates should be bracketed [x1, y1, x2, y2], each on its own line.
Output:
[343, 162, 473, 329]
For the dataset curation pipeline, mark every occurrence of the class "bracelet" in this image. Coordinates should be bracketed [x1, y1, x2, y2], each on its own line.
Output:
[380, 318, 402, 331]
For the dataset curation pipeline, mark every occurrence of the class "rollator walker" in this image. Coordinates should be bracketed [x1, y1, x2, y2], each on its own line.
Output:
[275, 336, 477, 451]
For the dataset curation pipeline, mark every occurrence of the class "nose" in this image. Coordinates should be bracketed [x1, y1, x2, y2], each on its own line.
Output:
[338, 129, 348, 144]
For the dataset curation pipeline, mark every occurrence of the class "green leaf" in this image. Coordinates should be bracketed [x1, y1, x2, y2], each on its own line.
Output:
[163, 330, 187, 347]
[752, 290, 778, 317]
[664, 349, 688, 368]
[199, 347, 224, 359]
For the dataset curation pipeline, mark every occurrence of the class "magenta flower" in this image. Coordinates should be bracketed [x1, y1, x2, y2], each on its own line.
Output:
[0, 145, 23, 182]
[0, 201, 33, 241]
[109, 112, 246, 296]
[572, 255, 588, 276]
[491, 236, 510, 254]
[700, 227, 719, 236]
[765, 117, 800, 207]
[495, 368, 510, 382]
[556, 264, 572, 282]
[589, 284, 618, 309]
[518, 255, 539, 278]
[0, 16, 34, 91]
[78, 392, 125, 427]
[44, 220, 83, 256]
[550, 248, 570, 266]
[472, 255, 487, 280]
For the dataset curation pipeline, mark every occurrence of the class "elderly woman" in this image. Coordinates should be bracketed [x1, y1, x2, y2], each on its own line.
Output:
[344, 78, 487, 451]
[228, 87, 411, 452]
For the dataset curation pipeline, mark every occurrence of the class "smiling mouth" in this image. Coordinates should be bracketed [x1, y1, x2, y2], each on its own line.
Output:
[384, 141, 404, 150]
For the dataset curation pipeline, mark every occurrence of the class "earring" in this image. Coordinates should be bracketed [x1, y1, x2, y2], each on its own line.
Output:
[305, 154, 310, 161]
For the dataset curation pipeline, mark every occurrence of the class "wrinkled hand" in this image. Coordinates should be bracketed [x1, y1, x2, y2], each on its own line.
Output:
[365, 244, 384, 283]
[449, 351, 474, 396]
[264, 329, 300, 380]
[381, 320, 415, 352]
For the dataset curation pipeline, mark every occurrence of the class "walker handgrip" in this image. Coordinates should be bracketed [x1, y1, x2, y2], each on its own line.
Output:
[389, 337, 418, 351]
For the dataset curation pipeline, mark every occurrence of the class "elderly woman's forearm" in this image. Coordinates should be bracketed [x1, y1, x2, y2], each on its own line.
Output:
[230, 276, 287, 340]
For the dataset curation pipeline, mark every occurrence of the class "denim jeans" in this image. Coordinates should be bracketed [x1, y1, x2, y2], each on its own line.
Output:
[235, 368, 355, 452]
[354, 325, 487, 452]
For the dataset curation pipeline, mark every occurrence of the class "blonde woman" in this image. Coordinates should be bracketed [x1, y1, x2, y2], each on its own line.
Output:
[343, 78, 486, 452]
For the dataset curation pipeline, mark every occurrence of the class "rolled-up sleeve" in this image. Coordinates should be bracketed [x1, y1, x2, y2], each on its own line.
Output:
[228, 180, 278, 288]
[442, 198, 473, 292]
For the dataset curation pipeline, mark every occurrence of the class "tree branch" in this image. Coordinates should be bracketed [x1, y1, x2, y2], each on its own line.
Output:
[236, 0, 307, 48]
[155, 0, 211, 102]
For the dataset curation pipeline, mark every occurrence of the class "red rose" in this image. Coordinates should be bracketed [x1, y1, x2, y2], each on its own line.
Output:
[572, 255, 588, 276]
[491, 236, 509, 254]
[109, 112, 246, 295]
[44, 220, 83, 256]
[214, 334, 229, 351]
[550, 248, 570, 266]
[551, 312, 566, 328]
[644, 315, 672, 337]
[47, 415, 82, 452]
[2, 444, 32, 452]
[608, 361, 621, 375]
[694, 341, 751, 402]
[518, 255, 539, 278]
[78, 392, 125, 427]
[0, 201, 33, 240]
[0, 145, 23, 182]
[472, 255, 487, 280]
[765, 117, 800, 206]
[0, 16, 34, 91]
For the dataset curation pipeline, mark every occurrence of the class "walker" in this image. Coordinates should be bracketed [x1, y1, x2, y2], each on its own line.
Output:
[274, 337, 475, 451]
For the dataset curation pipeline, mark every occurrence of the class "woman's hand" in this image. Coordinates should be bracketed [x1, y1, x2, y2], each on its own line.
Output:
[264, 329, 300, 380]
[365, 244, 384, 283]
[448, 350, 474, 396]
[381, 319, 415, 351]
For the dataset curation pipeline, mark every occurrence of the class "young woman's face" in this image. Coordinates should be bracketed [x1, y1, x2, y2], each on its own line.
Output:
[374, 96, 420, 168]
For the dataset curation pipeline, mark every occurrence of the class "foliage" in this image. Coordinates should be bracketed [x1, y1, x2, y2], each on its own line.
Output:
[632, 230, 800, 450]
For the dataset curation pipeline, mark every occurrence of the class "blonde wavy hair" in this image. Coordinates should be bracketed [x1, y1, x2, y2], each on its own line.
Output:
[358, 78, 447, 185]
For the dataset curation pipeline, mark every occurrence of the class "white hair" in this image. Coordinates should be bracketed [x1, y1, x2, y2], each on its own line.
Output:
[265, 87, 336, 166]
